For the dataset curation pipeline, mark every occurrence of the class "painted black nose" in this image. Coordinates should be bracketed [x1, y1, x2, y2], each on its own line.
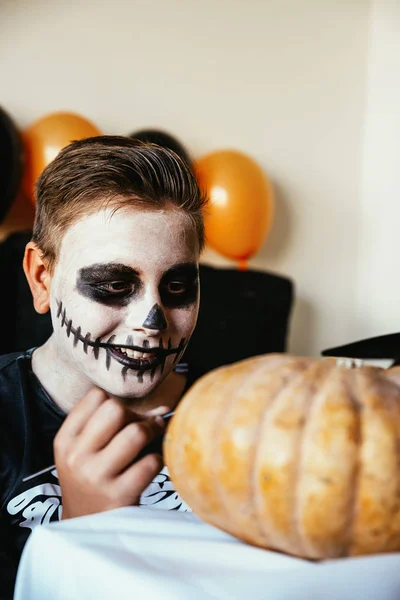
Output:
[142, 303, 167, 331]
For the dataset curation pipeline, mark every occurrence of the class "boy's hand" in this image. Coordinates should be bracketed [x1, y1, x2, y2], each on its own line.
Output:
[54, 388, 165, 520]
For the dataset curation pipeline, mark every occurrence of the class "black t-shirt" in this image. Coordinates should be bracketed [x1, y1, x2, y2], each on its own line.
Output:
[0, 350, 190, 600]
[0, 349, 65, 599]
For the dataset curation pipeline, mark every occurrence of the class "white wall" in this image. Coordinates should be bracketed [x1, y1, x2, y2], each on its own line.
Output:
[354, 0, 400, 341]
[0, 0, 372, 356]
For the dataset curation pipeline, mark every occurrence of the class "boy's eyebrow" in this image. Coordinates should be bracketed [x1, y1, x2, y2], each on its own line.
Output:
[162, 263, 199, 278]
[77, 263, 140, 282]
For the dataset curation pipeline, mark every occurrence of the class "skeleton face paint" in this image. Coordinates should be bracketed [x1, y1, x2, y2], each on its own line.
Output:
[47, 206, 200, 401]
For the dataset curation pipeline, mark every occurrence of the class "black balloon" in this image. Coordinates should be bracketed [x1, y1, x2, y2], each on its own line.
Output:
[129, 129, 192, 168]
[0, 107, 24, 224]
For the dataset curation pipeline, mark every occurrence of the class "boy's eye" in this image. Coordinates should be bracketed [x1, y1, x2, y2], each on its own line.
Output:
[160, 274, 198, 308]
[96, 281, 133, 294]
[166, 281, 187, 294]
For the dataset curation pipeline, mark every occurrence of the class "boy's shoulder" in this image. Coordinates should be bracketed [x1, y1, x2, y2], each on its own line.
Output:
[0, 351, 29, 373]
[0, 351, 33, 401]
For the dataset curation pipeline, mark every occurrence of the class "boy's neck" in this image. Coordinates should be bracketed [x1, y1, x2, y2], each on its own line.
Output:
[31, 336, 187, 415]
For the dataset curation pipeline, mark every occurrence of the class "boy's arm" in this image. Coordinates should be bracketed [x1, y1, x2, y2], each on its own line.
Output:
[54, 388, 165, 520]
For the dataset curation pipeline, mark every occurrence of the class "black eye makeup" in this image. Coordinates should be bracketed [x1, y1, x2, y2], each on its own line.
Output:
[76, 263, 143, 306]
[160, 263, 199, 308]
[75, 262, 199, 309]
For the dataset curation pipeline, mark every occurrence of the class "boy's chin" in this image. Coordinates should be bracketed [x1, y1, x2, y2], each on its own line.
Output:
[97, 374, 165, 401]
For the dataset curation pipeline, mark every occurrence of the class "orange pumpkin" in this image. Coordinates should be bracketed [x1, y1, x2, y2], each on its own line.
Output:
[164, 354, 400, 559]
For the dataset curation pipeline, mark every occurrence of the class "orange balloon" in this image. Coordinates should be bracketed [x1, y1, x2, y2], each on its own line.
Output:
[196, 150, 274, 264]
[23, 112, 102, 204]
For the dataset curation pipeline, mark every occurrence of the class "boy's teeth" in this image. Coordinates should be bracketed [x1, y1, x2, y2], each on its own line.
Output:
[117, 347, 155, 361]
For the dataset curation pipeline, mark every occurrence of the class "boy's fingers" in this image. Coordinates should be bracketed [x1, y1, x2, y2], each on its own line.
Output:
[115, 453, 163, 502]
[144, 405, 170, 417]
[57, 388, 108, 440]
[98, 417, 165, 476]
[75, 399, 142, 454]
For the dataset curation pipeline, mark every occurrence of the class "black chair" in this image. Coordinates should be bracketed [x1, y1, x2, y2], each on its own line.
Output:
[0, 232, 294, 385]
[183, 263, 294, 386]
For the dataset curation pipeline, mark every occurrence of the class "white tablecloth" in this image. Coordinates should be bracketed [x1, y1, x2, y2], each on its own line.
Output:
[14, 507, 400, 600]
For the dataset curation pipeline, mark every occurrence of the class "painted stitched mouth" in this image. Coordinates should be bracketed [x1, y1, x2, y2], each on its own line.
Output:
[56, 299, 188, 383]
[108, 346, 161, 370]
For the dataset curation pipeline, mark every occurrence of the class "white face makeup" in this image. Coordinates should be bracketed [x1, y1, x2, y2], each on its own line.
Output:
[47, 206, 200, 401]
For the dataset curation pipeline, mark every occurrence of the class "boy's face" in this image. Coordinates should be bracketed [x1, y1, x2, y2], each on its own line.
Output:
[48, 205, 200, 401]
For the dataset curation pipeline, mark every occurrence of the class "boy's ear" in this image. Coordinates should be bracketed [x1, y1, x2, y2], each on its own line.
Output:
[23, 242, 53, 314]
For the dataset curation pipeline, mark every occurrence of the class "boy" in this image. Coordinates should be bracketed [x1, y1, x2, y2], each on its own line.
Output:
[0, 136, 206, 598]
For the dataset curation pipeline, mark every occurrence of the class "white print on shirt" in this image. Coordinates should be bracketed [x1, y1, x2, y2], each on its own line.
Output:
[7, 469, 62, 530]
[7, 466, 190, 532]
[140, 467, 191, 512]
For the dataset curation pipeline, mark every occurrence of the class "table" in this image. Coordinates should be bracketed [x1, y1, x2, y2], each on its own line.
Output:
[15, 507, 400, 600]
